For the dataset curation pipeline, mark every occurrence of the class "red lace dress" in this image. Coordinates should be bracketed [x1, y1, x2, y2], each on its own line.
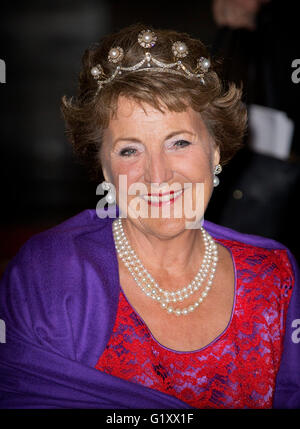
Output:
[95, 238, 294, 408]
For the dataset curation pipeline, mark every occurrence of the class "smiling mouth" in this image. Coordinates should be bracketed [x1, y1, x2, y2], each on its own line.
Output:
[141, 189, 184, 206]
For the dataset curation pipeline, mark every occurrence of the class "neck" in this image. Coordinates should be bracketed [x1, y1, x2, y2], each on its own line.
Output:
[121, 218, 205, 275]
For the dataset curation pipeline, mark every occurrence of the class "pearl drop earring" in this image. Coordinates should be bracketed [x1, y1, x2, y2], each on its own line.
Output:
[101, 181, 116, 204]
[213, 164, 222, 187]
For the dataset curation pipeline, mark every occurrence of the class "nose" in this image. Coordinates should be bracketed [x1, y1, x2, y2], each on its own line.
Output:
[143, 151, 173, 185]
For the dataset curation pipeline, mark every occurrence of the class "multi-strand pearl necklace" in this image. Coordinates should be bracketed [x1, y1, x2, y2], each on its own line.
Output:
[112, 218, 218, 316]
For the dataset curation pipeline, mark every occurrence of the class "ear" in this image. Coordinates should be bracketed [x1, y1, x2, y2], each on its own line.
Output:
[101, 165, 110, 183]
[213, 144, 220, 167]
[99, 146, 112, 183]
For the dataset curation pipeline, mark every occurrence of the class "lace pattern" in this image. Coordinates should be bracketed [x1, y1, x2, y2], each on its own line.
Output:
[95, 239, 294, 408]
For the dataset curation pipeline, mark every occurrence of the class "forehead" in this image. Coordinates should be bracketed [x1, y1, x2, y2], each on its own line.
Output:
[107, 96, 204, 134]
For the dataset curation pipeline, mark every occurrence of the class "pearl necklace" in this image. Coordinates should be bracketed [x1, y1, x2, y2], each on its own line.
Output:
[112, 218, 218, 316]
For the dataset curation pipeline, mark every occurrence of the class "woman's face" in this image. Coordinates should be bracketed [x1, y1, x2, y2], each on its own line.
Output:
[100, 96, 220, 238]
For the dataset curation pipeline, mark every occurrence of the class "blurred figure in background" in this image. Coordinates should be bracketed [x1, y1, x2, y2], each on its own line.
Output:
[213, 0, 269, 30]
[206, 0, 300, 260]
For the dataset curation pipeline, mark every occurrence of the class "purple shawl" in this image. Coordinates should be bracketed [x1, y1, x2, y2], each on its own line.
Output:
[0, 208, 299, 408]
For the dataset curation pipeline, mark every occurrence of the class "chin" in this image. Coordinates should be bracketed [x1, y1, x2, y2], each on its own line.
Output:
[136, 216, 202, 239]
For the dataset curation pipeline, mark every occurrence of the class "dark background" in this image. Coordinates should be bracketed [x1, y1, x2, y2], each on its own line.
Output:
[0, 0, 299, 274]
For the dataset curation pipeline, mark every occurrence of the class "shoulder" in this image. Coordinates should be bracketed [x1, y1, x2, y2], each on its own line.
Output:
[204, 219, 296, 265]
[204, 219, 290, 252]
[204, 220, 297, 300]
[0, 209, 120, 359]
[14, 208, 115, 263]
[1, 208, 118, 306]
[28, 208, 113, 245]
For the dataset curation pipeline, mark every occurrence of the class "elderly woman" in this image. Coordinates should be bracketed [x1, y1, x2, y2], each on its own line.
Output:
[0, 24, 299, 409]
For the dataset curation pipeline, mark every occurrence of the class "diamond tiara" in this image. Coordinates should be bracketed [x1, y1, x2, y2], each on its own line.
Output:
[90, 29, 211, 93]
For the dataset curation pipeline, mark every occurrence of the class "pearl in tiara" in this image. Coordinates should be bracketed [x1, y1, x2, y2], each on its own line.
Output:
[90, 29, 211, 92]
[137, 29, 157, 48]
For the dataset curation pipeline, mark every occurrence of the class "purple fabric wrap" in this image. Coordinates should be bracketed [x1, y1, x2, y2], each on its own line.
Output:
[0, 208, 299, 409]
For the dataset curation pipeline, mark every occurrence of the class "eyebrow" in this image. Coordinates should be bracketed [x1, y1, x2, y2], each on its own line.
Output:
[113, 130, 196, 146]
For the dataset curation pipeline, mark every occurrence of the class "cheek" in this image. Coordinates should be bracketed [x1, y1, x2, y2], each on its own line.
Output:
[110, 159, 145, 195]
[113, 159, 143, 176]
[179, 150, 213, 182]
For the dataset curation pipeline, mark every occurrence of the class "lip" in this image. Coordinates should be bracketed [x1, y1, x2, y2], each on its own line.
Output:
[142, 189, 184, 207]
[147, 190, 177, 197]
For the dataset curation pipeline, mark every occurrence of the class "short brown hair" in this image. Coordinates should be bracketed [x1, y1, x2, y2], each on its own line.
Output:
[61, 23, 247, 181]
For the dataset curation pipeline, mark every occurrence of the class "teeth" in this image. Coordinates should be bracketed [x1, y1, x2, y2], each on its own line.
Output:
[143, 190, 183, 203]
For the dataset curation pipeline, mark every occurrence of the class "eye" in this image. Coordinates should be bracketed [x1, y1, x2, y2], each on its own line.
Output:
[173, 139, 191, 149]
[119, 147, 137, 157]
